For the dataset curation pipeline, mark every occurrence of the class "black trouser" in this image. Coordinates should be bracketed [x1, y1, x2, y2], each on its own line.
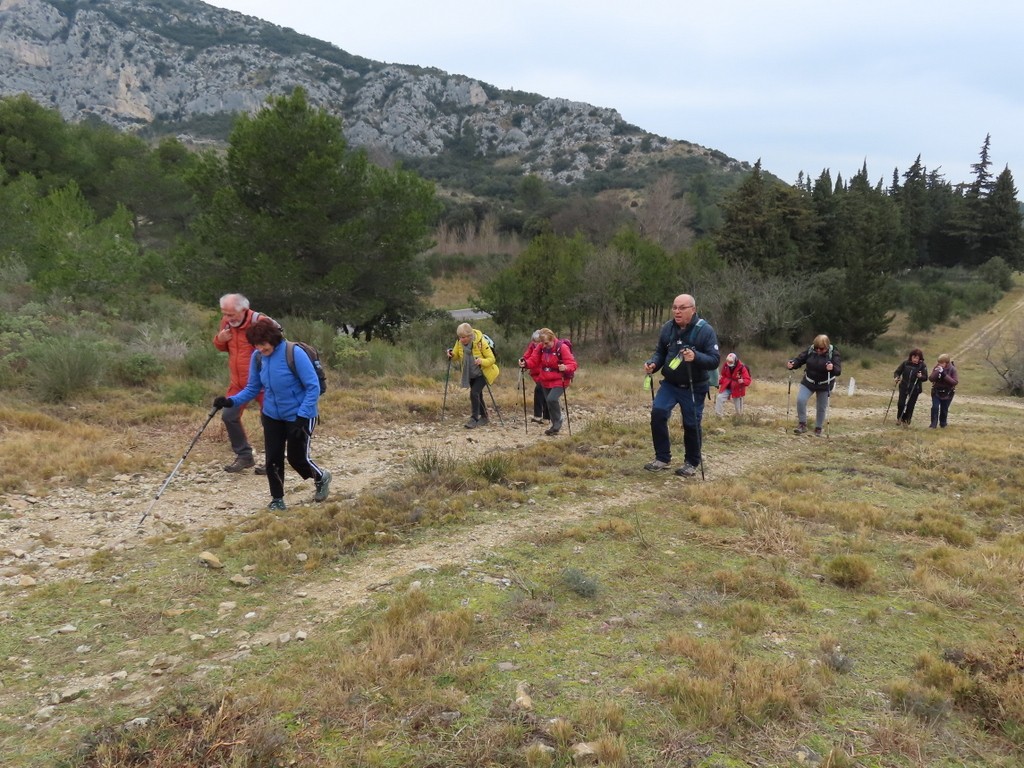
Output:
[896, 386, 921, 423]
[261, 414, 324, 499]
[533, 382, 550, 419]
[469, 376, 488, 420]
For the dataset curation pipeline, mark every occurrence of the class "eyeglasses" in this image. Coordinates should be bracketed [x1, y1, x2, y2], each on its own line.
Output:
[672, 304, 694, 311]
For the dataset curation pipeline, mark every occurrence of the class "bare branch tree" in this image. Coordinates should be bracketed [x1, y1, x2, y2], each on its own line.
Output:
[633, 174, 696, 254]
[981, 322, 1024, 396]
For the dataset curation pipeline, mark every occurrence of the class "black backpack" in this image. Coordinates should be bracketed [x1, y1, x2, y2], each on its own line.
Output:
[257, 340, 327, 396]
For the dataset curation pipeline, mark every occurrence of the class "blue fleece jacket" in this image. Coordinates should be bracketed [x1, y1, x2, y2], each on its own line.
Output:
[230, 342, 319, 421]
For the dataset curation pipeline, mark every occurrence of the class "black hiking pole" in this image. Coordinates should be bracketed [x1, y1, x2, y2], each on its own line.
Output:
[441, 353, 452, 421]
[786, 370, 792, 419]
[484, 381, 505, 426]
[883, 378, 899, 424]
[687, 362, 705, 481]
[138, 405, 219, 527]
[562, 386, 572, 436]
[518, 368, 528, 434]
[823, 375, 834, 439]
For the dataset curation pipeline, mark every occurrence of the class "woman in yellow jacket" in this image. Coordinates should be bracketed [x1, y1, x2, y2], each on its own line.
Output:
[447, 323, 499, 428]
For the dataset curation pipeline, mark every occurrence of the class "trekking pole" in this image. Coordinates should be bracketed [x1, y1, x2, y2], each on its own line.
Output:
[441, 353, 452, 421]
[138, 405, 219, 527]
[786, 370, 792, 419]
[883, 378, 899, 424]
[562, 386, 572, 436]
[823, 375, 834, 439]
[687, 362, 705, 481]
[484, 381, 505, 426]
[518, 368, 528, 433]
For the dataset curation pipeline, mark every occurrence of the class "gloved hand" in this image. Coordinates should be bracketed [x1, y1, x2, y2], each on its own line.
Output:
[213, 396, 234, 410]
[288, 416, 312, 440]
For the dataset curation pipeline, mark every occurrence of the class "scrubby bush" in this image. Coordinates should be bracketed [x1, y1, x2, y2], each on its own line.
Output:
[114, 351, 164, 386]
[825, 554, 874, 589]
[26, 337, 106, 402]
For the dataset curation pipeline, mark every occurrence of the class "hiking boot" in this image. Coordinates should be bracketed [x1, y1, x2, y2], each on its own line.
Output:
[544, 426, 560, 436]
[814, 427, 823, 437]
[464, 418, 479, 429]
[476, 417, 489, 427]
[644, 459, 671, 472]
[314, 470, 332, 502]
[530, 416, 545, 424]
[224, 456, 255, 473]
[675, 463, 698, 477]
[254, 465, 267, 476]
[793, 423, 807, 435]
[267, 498, 286, 511]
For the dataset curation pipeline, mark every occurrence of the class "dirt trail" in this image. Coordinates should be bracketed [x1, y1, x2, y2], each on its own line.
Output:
[1, 377, 1022, 726]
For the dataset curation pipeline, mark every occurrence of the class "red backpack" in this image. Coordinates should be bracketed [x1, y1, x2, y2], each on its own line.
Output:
[553, 339, 575, 381]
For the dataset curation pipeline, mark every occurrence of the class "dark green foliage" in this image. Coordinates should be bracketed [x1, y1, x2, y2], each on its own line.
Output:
[26, 337, 107, 402]
[183, 88, 440, 340]
[114, 352, 164, 386]
[561, 567, 599, 598]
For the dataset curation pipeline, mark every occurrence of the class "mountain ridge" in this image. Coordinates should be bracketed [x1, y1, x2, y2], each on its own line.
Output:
[0, 0, 750, 186]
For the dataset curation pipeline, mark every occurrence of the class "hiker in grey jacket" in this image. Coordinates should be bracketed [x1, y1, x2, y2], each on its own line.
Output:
[787, 334, 841, 436]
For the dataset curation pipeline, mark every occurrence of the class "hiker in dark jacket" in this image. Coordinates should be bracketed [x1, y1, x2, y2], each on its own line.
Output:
[787, 334, 841, 436]
[643, 293, 720, 477]
[893, 348, 927, 426]
[928, 353, 959, 429]
[213, 320, 330, 511]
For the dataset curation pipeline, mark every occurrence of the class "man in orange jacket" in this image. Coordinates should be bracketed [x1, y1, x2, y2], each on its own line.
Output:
[213, 293, 278, 473]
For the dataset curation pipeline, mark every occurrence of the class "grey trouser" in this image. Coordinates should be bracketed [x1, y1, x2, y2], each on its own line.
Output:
[221, 402, 254, 459]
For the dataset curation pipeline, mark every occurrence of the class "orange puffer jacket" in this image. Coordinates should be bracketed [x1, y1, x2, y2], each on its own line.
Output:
[213, 310, 277, 396]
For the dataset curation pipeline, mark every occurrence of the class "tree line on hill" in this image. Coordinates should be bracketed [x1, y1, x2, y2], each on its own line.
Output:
[1, 88, 1021, 362]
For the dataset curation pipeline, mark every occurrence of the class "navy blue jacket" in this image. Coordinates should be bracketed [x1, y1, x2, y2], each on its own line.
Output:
[647, 315, 720, 391]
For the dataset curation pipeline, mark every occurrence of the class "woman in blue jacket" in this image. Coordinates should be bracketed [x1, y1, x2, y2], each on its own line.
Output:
[213, 321, 330, 511]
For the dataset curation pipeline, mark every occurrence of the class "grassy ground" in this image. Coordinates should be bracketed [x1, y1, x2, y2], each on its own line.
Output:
[1, 289, 1023, 767]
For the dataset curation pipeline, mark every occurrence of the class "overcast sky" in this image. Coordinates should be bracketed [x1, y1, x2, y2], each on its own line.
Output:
[210, 0, 1024, 190]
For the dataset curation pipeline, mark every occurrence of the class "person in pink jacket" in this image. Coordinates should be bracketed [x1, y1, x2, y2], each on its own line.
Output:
[714, 353, 752, 416]
[212, 293, 278, 473]
[521, 328, 576, 436]
[521, 329, 550, 425]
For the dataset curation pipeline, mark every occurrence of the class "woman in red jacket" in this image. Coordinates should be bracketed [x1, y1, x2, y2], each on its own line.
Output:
[521, 329, 550, 425]
[521, 328, 577, 436]
[714, 353, 751, 416]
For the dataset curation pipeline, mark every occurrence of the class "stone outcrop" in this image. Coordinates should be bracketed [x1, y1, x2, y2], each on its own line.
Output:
[0, 0, 737, 183]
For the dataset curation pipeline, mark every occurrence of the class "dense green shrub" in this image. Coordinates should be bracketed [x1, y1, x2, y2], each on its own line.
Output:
[114, 351, 164, 386]
[26, 337, 106, 402]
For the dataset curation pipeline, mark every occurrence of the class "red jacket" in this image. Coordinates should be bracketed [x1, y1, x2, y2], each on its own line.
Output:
[212, 309, 276, 396]
[521, 341, 543, 382]
[524, 340, 577, 389]
[719, 361, 751, 398]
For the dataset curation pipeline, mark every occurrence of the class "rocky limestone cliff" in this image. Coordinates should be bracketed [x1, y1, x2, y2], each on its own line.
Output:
[0, 0, 738, 183]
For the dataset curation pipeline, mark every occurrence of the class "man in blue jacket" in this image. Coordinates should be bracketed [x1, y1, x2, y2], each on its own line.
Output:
[643, 293, 720, 478]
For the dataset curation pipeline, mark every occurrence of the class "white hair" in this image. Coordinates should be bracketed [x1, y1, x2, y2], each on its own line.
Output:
[219, 293, 250, 311]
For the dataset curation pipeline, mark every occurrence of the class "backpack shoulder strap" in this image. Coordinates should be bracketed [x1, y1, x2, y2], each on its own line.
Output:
[284, 341, 297, 378]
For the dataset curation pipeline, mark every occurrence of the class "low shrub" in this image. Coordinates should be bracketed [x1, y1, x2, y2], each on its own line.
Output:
[26, 337, 106, 402]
